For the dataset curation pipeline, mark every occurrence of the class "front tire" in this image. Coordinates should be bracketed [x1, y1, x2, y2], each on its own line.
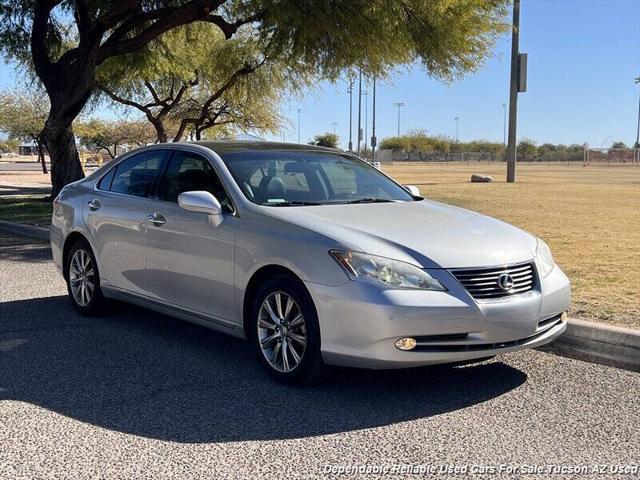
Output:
[65, 239, 105, 316]
[249, 274, 325, 385]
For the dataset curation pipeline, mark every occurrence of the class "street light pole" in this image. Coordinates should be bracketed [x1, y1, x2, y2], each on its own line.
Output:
[454, 117, 460, 142]
[635, 77, 640, 148]
[297, 108, 301, 144]
[332, 122, 337, 135]
[394, 102, 405, 138]
[506, 0, 521, 183]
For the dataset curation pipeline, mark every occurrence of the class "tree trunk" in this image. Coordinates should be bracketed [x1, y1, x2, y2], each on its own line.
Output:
[147, 114, 168, 143]
[36, 138, 48, 174]
[42, 119, 85, 198]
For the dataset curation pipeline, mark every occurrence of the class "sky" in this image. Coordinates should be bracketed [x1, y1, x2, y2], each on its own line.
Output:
[1, 0, 639, 149]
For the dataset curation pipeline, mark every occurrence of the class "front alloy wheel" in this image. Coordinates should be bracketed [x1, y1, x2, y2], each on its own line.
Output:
[250, 275, 325, 385]
[257, 291, 307, 372]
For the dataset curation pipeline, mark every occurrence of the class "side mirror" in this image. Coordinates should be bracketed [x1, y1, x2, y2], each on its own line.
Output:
[404, 185, 421, 197]
[178, 191, 223, 217]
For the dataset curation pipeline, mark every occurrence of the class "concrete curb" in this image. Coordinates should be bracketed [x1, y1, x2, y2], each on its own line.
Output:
[540, 318, 640, 372]
[0, 220, 50, 240]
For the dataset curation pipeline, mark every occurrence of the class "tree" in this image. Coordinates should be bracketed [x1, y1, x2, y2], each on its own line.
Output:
[310, 133, 339, 148]
[0, 138, 19, 154]
[75, 118, 156, 159]
[0, 89, 49, 173]
[97, 23, 290, 142]
[517, 138, 538, 161]
[611, 141, 627, 149]
[0, 0, 509, 197]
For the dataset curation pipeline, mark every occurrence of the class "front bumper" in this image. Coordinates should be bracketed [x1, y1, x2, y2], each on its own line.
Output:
[305, 264, 571, 369]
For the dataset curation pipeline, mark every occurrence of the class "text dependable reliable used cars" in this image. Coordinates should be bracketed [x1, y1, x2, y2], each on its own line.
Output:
[51, 141, 571, 384]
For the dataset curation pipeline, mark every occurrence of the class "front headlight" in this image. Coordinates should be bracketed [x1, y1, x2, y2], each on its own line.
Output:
[329, 250, 446, 291]
[535, 238, 555, 278]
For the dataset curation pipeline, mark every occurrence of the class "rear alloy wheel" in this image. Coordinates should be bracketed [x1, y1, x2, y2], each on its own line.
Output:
[66, 240, 105, 315]
[69, 249, 95, 307]
[250, 275, 325, 385]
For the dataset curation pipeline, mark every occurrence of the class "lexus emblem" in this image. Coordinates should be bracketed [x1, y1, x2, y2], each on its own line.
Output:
[497, 273, 515, 291]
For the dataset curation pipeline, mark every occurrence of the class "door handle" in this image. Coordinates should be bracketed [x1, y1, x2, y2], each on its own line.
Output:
[87, 199, 101, 211]
[146, 212, 166, 226]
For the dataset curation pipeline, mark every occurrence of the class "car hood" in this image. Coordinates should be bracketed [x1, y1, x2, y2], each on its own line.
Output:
[261, 200, 537, 269]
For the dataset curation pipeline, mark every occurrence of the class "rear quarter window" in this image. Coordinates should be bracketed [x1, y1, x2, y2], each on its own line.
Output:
[97, 168, 116, 191]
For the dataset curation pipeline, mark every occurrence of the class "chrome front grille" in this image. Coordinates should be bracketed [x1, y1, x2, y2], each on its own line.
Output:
[451, 262, 537, 300]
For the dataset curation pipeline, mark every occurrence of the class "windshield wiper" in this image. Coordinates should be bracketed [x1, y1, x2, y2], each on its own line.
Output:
[269, 201, 322, 207]
[341, 198, 394, 204]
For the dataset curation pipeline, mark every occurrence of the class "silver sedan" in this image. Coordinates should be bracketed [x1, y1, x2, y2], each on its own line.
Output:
[51, 141, 570, 384]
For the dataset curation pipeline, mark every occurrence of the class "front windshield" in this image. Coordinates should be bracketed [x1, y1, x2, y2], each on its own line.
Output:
[220, 150, 415, 206]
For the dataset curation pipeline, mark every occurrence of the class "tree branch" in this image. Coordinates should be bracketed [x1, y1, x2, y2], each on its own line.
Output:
[97, 1, 226, 63]
[30, 0, 61, 81]
[203, 10, 265, 39]
[144, 81, 165, 106]
[72, 0, 91, 48]
[97, 85, 152, 114]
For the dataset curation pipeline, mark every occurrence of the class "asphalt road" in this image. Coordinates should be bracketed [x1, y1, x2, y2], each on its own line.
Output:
[1, 232, 639, 479]
[0, 161, 48, 172]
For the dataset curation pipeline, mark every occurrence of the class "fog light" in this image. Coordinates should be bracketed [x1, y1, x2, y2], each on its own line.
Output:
[561, 311, 568, 322]
[395, 337, 417, 351]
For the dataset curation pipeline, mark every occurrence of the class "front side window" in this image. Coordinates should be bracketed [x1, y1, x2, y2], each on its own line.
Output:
[159, 151, 233, 213]
[109, 151, 166, 198]
[220, 150, 414, 206]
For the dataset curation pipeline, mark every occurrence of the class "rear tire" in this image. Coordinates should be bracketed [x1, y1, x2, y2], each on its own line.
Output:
[249, 274, 325, 385]
[65, 239, 105, 316]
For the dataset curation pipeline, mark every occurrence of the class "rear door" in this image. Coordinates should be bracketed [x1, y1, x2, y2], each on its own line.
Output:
[85, 149, 168, 296]
[144, 148, 237, 323]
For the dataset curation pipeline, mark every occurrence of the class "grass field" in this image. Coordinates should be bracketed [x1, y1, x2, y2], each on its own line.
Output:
[384, 162, 640, 329]
[0, 196, 52, 226]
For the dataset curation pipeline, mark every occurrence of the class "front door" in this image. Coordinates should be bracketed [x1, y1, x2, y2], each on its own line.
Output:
[144, 149, 237, 323]
[85, 150, 168, 296]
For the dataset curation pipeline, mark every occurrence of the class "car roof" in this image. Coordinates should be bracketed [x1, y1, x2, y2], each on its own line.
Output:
[191, 140, 342, 155]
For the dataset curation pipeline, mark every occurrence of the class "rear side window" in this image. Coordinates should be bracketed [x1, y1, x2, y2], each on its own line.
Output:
[109, 151, 166, 198]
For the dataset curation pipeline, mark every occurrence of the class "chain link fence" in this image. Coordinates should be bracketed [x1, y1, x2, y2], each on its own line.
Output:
[377, 148, 640, 166]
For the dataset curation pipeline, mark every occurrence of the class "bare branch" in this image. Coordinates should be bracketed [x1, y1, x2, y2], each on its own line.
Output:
[97, 85, 153, 114]
[144, 81, 165, 106]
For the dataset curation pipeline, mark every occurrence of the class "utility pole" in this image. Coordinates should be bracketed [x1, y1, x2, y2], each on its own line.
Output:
[357, 70, 363, 155]
[502, 103, 507, 146]
[506, 0, 526, 183]
[394, 102, 405, 138]
[297, 108, 301, 144]
[454, 117, 460, 142]
[371, 77, 377, 162]
[347, 78, 354, 151]
[635, 77, 640, 148]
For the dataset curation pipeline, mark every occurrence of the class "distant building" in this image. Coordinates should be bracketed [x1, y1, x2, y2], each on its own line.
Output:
[18, 141, 38, 155]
